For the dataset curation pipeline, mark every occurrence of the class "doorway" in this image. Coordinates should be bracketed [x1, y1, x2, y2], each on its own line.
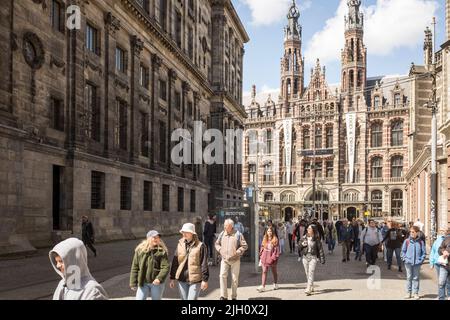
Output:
[52, 165, 63, 231]
[346, 207, 357, 221]
[284, 207, 294, 222]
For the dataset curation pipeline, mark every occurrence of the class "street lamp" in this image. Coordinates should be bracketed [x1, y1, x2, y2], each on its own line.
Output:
[423, 17, 438, 242]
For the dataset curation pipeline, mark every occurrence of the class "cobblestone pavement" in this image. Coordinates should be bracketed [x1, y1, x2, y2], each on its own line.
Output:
[0, 236, 440, 300]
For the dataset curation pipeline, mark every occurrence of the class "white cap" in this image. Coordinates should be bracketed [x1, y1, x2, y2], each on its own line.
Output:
[180, 223, 197, 235]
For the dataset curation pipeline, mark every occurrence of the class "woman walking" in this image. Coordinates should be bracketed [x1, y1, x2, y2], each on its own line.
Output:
[299, 225, 325, 295]
[170, 223, 209, 300]
[401, 226, 426, 300]
[130, 230, 170, 300]
[257, 227, 280, 292]
[324, 221, 337, 254]
[278, 222, 287, 255]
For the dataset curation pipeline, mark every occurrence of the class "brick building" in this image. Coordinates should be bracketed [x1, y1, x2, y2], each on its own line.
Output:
[243, 0, 411, 222]
[405, 0, 450, 240]
[0, 0, 248, 255]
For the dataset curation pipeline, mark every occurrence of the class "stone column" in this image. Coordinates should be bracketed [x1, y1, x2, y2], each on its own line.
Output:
[181, 81, 191, 178]
[193, 91, 200, 181]
[104, 13, 121, 157]
[130, 35, 144, 164]
[167, 69, 177, 174]
[150, 54, 162, 170]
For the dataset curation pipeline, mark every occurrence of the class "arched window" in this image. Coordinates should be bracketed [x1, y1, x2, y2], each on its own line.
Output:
[265, 130, 273, 154]
[374, 96, 381, 110]
[371, 190, 383, 217]
[394, 93, 402, 108]
[391, 121, 403, 146]
[315, 126, 322, 149]
[371, 122, 383, 148]
[371, 157, 383, 179]
[391, 189, 403, 216]
[248, 163, 256, 182]
[264, 192, 274, 202]
[303, 128, 310, 150]
[326, 126, 333, 148]
[263, 163, 273, 183]
[391, 156, 403, 178]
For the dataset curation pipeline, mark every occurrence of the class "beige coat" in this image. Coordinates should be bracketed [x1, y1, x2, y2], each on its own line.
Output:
[215, 230, 248, 263]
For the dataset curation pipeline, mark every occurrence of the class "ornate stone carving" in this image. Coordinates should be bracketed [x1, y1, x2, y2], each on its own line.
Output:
[182, 81, 191, 93]
[22, 32, 45, 70]
[131, 35, 144, 56]
[169, 69, 177, 83]
[115, 77, 130, 92]
[151, 54, 162, 70]
[104, 12, 121, 35]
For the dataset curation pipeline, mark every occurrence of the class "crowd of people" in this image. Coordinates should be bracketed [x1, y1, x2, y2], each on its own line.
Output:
[48, 214, 449, 301]
[257, 215, 449, 300]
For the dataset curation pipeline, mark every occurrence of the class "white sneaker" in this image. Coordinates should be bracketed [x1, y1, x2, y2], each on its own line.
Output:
[305, 289, 312, 296]
[413, 294, 420, 300]
[404, 293, 411, 299]
[297, 257, 301, 262]
[257, 286, 265, 292]
[274, 284, 279, 290]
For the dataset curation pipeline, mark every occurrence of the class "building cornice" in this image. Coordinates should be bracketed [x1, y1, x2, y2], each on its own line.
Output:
[121, 0, 214, 96]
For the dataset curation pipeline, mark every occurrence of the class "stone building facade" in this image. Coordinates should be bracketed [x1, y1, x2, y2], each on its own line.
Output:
[405, 0, 450, 239]
[0, 0, 248, 255]
[243, 0, 411, 222]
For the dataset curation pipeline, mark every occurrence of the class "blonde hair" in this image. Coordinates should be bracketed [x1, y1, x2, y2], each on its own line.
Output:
[262, 227, 279, 248]
[135, 237, 169, 255]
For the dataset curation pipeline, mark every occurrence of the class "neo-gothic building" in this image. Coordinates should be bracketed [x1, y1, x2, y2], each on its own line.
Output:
[244, 0, 411, 222]
[0, 0, 248, 255]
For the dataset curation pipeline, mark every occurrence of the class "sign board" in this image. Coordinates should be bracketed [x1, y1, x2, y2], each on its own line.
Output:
[346, 113, 357, 183]
[217, 207, 252, 261]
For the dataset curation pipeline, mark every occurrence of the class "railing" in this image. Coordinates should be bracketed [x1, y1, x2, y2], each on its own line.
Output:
[262, 180, 275, 186]
[389, 177, 405, 183]
[370, 178, 384, 183]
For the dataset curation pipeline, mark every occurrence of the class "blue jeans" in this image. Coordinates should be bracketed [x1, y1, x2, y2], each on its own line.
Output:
[327, 238, 336, 252]
[136, 283, 165, 300]
[438, 265, 450, 300]
[404, 264, 421, 294]
[354, 239, 361, 257]
[178, 282, 201, 300]
[386, 247, 402, 268]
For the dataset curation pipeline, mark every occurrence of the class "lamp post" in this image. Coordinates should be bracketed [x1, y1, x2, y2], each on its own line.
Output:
[424, 17, 438, 242]
[311, 112, 317, 219]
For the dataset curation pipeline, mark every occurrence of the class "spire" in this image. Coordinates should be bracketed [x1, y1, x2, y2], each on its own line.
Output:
[345, 0, 363, 31]
[251, 84, 256, 100]
[285, 0, 301, 41]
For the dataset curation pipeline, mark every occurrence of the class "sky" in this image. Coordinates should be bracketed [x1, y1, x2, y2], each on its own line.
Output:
[233, 0, 446, 106]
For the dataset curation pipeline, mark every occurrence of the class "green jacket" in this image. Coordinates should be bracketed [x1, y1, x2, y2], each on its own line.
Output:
[130, 247, 170, 288]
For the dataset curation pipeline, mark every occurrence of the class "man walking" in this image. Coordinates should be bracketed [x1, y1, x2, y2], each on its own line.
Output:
[360, 219, 383, 266]
[203, 213, 217, 266]
[339, 220, 354, 262]
[81, 216, 97, 257]
[215, 219, 248, 300]
[286, 218, 295, 254]
[382, 221, 406, 272]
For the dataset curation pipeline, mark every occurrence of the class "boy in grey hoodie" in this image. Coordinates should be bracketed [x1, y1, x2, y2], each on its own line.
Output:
[49, 238, 108, 300]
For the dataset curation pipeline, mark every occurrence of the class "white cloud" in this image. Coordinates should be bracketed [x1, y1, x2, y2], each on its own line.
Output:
[243, 85, 280, 107]
[305, 0, 439, 65]
[240, 0, 312, 26]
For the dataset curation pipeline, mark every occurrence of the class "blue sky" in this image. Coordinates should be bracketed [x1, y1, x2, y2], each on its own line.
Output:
[234, 0, 446, 104]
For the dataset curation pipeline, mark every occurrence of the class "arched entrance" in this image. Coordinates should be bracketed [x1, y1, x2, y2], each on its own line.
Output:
[346, 207, 357, 221]
[284, 207, 294, 222]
